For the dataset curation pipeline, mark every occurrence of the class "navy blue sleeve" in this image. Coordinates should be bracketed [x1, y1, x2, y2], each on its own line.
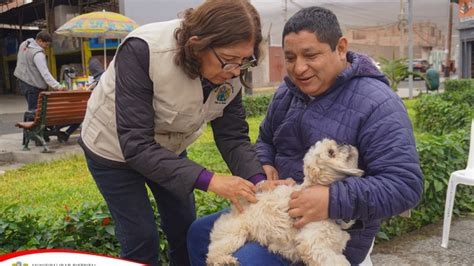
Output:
[211, 89, 264, 179]
[255, 85, 286, 166]
[329, 94, 423, 221]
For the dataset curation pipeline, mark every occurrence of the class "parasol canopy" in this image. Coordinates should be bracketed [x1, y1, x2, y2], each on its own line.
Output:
[55, 10, 139, 39]
[55, 10, 139, 71]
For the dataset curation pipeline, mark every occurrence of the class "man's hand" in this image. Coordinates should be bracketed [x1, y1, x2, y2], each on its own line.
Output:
[256, 179, 296, 192]
[55, 86, 67, 91]
[207, 174, 257, 213]
[288, 185, 330, 229]
[263, 165, 280, 180]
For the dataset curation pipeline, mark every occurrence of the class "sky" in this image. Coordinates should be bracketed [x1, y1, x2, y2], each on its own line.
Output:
[121, 0, 459, 47]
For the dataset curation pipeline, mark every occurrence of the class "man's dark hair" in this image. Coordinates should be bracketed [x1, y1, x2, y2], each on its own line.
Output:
[36, 30, 52, 43]
[282, 6, 342, 51]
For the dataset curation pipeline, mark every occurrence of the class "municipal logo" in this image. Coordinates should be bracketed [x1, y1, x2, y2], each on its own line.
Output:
[12, 262, 28, 266]
[215, 83, 233, 104]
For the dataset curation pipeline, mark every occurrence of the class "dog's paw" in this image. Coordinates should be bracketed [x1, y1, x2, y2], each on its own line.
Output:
[206, 255, 239, 266]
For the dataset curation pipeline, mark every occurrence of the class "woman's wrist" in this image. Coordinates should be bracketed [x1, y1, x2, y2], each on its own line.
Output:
[256, 180, 266, 193]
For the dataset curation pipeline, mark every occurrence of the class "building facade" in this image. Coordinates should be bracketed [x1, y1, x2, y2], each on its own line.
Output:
[458, 0, 474, 78]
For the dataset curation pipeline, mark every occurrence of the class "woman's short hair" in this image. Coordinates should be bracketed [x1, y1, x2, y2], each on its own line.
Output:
[175, 0, 262, 79]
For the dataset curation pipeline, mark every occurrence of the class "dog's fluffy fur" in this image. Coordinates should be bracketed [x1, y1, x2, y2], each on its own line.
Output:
[206, 139, 364, 266]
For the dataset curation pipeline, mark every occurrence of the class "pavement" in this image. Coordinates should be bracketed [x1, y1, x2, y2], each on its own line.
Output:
[0, 94, 83, 173]
[0, 79, 473, 264]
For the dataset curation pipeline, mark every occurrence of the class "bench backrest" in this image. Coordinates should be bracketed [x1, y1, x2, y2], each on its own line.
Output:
[34, 91, 91, 126]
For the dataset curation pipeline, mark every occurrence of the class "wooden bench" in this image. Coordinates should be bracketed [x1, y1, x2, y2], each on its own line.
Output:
[15, 90, 91, 153]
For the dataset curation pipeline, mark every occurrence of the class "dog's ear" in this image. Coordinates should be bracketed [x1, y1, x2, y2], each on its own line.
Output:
[340, 168, 364, 177]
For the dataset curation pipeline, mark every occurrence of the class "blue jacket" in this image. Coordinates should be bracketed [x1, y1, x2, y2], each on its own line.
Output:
[256, 51, 423, 264]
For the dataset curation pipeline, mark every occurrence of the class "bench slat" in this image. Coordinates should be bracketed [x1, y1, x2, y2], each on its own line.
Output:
[44, 97, 90, 103]
[46, 104, 87, 114]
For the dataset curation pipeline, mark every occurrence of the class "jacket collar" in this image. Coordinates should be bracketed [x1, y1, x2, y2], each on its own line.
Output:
[26, 38, 44, 52]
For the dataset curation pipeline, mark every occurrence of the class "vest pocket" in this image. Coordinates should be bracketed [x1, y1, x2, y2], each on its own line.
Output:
[155, 104, 204, 133]
[155, 103, 179, 125]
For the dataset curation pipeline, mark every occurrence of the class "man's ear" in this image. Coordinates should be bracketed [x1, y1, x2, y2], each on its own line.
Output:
[336, 37, 348, 59]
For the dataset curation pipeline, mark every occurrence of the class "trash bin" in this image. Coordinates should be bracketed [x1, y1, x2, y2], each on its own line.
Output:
[425, 67, 440, 92]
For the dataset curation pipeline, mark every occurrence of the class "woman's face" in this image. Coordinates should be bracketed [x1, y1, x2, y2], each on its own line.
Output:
[198, 41, 254, 85]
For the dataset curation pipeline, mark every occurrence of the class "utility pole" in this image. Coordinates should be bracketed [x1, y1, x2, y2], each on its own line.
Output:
[408, 0, 414, 99]
[398, 0, 407, 58]
[445, 1, 453, 78]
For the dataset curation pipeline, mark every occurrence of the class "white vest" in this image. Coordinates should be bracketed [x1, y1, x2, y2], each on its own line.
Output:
[81, 19, 242, 162]
[14, 39, 48, 89]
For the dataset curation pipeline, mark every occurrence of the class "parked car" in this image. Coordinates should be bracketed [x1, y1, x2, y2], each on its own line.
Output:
[410, 59, 430, 73]
[405, 59, 430, 80]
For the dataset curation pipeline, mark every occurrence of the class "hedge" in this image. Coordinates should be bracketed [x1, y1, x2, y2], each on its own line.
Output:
[242, 94, 272, 117]
[413, 79, 474, 135]
[444, 79, 474, 92]
[413, 94, 472, 135]
[0, 190, 229, 264]
[378, 129, 474, 240]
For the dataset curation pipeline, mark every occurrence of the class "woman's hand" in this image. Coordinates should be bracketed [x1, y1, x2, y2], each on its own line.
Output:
[256, 179, 296, 192]
[263, 165, 280, 180]
[207, 174, 257, 212]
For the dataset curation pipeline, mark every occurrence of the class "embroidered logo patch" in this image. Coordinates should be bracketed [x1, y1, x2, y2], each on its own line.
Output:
[215, 83, 233, 104]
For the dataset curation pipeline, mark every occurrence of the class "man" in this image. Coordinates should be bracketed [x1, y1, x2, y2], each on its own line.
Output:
[14, 30, 65, 111]
[88, 56, 105, 81]
[187, 6, 423, 266]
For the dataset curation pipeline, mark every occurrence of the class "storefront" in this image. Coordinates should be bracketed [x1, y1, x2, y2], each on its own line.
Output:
[458, 0, 474, 78]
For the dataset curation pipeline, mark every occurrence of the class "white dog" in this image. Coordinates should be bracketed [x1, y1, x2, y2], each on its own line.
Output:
[206, 139, 364, 266]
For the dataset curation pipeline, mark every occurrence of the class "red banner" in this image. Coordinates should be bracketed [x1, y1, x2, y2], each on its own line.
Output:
[0, 249, 146, 266]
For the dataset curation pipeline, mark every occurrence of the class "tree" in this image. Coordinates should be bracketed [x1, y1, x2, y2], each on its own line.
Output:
[379, 57, 426, 92]
[379, 57, 408, 92]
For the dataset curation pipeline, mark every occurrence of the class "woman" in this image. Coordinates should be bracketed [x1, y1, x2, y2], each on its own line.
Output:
[79, 1, 266, 265]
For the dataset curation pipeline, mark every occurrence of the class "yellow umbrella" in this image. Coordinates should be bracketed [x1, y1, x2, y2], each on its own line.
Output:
[55, 10, 139, 69]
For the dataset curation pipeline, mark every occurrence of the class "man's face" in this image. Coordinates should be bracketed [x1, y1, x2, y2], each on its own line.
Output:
[37, 39, 51, 50]
[283, 30, 347, 97]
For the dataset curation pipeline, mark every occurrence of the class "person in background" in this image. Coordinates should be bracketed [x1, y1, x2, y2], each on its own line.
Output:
[79, 1, 288, 265]
[14, 30, 65, 111]
[88, 56, 105, 81]
[187, 6, 423, 265]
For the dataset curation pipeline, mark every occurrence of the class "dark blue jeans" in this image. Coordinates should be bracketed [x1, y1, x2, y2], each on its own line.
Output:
[187, 209, 298, 266]
[85, 153, 196, 266]
[18, 79, 42, 111]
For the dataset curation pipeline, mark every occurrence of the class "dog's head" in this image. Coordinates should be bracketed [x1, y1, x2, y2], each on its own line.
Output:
[303, 139, 364, 186]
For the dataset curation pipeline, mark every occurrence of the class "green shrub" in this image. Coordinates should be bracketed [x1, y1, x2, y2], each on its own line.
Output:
[0, 190, 230, 264]
[0, 205, 45, 253]
[242, 94, 272, 117]
[413, 94, 472, 135]
[439, 88, 474, 108]
[0, 203, 122, 257]
[444, 79, 474, 92]
[378, 129, 474, 240]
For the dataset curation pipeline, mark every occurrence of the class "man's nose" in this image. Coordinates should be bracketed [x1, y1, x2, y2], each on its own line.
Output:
[293, 58, 308, 74]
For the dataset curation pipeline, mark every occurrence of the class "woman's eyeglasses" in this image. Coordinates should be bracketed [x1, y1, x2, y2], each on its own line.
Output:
[211, 48, 257, 72]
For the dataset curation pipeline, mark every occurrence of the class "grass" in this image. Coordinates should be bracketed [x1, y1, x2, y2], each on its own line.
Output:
[0, 115, 265, 219]
[403, 98, 417, 122]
